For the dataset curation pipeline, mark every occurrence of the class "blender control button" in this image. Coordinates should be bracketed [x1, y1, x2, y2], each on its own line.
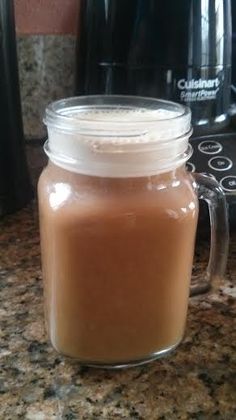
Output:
[208, 156, 232, 171]
[198, 140, 222, 154]
[220, 176, 236, 192]
[186, 162, 195, 172]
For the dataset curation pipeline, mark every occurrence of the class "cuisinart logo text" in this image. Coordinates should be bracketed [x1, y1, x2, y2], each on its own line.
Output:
[177, 77, 220, 102]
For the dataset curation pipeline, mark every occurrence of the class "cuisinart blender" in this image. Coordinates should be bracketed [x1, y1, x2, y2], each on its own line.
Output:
[76, 0, 236, 225]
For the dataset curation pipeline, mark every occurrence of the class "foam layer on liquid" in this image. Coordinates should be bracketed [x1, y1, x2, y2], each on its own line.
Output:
[59, 107, 188, 142]
[63, 107, 182, 122]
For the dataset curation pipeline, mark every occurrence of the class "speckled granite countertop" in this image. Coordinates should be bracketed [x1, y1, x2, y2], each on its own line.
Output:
[0, 148, 235, 419]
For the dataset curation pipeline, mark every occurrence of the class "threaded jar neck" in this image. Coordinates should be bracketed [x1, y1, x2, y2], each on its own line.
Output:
[44, 95, 192, 177]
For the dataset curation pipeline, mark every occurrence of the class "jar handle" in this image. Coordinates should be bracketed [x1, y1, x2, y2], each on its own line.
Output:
[191, 173, 229, 296]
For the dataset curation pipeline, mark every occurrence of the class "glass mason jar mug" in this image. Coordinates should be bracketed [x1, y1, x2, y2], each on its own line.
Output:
[38, 96, 229, 368]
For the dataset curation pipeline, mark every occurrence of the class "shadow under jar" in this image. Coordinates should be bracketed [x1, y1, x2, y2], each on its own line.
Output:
[38, 96, 228, 368]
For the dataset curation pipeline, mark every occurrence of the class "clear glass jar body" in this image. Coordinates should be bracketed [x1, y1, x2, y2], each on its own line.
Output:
[38, 95, 228, 367]
[38, 162, 198, 365]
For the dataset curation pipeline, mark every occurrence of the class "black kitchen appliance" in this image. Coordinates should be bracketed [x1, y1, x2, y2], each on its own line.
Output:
[75, 0, 236, 225]
[76, 0, 231, 132]
[230, 0, 236, 118]
[0, 0, 32, 216]
[188, 132, 236, 229]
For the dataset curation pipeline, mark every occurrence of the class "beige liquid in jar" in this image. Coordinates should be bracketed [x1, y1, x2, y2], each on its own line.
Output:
[38, 107, 198, 364]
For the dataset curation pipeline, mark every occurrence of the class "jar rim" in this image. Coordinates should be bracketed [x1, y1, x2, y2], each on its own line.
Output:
[44, 95, 192, 177]
[44, 95, 191, 139]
